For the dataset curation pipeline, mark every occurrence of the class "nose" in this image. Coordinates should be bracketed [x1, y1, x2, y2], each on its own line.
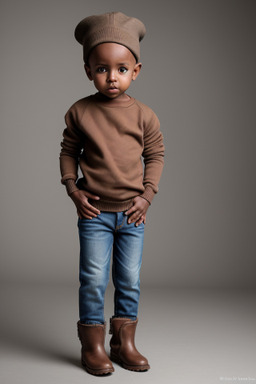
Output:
[107, 70, 117, 82]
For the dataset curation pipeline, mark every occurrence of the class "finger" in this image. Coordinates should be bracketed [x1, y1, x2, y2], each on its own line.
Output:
[81, 207, 99, 218]
[82, 201, 101, 216]
[125, 206, 137, 216]
[79, 207, 97, 220]
[128, 211, 141, 224]
[83, 214, 94, 219]
[80, 214, 94, 219]
[78, 203, 98, 218]
[135, 217, 144, 227]
[82, 190, 100, 200]
[77, 209, 94, 220]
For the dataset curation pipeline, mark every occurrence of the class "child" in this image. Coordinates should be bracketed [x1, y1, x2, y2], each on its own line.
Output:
[59, 12, 164, 375]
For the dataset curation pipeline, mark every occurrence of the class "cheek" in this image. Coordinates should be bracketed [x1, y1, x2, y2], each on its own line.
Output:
[121, 74, 133, 86]
[93, 75, 105, 86]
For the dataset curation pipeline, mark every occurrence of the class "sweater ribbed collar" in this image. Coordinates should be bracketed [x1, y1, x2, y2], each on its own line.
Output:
[92, 92, 135, 108]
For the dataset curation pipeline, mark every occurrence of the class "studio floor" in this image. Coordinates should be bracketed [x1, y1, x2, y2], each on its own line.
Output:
[0, 284, 255, 384]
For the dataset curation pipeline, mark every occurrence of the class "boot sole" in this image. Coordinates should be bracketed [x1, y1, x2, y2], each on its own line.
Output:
[82, 360, 114, 375]
[111, 353, 150, 372]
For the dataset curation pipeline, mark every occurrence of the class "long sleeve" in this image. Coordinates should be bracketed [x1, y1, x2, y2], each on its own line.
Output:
[59, 106, 84, 185]
[140, 111, 165, 204]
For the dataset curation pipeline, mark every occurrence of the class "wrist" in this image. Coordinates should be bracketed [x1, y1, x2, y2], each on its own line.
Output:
[139, 195, 151, 205]
[140, 186, 155, 205]
[65, 179, 79, 196]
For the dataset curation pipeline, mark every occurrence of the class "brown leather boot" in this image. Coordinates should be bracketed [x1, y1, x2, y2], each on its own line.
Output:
[77, 321, 114, 375]
[109, 318, 150, 371]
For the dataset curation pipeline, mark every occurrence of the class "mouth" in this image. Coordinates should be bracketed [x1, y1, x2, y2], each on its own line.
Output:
[107, 87, 119, 93]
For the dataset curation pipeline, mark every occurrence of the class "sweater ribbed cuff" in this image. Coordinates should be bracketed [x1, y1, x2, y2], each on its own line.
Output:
[64, 179, 79, 196]
[140, 186, 155, 205]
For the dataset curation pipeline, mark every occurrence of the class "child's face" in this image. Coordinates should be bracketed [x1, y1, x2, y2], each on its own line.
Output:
[85, 43, 142, 100]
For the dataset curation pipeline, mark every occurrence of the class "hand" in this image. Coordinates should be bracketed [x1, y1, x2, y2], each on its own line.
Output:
[70, 190, 101, 219]
[125, 196, 150, 226]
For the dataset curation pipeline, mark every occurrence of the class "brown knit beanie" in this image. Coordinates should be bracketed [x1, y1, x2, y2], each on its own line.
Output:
[74, 12, 146, 63]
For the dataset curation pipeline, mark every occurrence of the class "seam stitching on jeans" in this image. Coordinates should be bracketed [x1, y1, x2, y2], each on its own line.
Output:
[115, 215, 126, 231]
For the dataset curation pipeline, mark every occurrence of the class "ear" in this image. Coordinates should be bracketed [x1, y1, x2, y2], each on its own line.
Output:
[132, 62, 142, 81]
[84, 64, 93, 81]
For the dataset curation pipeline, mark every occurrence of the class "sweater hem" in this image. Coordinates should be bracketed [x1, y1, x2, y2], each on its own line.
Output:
[91, 198, 134, 212]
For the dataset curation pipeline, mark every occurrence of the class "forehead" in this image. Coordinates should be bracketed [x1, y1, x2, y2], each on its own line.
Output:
[89, 42, 136, 65]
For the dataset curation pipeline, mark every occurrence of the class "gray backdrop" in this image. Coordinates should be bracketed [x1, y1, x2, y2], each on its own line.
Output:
[1, 0, 255, 288]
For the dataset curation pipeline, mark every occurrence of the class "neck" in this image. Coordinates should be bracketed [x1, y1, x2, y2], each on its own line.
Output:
[96, 92, 131, 103]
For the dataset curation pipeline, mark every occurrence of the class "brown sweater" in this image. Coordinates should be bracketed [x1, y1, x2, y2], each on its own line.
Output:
[60, 93, 164, 212]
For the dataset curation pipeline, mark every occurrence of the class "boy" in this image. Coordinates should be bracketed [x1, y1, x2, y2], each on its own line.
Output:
[60, 12, 164, 375]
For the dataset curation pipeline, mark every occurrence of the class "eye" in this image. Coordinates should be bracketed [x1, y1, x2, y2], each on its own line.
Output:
[96, 67, 107, 73]
[119, 67, 128, 74]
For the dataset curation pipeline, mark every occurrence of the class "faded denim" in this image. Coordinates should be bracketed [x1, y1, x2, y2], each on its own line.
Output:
[78, 211, 144, 324]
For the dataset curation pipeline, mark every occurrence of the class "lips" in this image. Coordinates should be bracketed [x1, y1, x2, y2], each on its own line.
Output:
[107, 87, 119, 93]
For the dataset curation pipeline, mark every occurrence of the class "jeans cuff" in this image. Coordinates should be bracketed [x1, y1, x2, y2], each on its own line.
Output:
[80, 320, 104, 325]
[112, 315, 137, 321]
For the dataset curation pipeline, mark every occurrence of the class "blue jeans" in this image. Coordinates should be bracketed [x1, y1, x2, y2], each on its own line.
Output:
[78, 211, 145, 324]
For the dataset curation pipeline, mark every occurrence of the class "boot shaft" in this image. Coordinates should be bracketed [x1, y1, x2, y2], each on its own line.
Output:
[77, 321, 106, 348]
[109, 318, 137, 348]
[109, 317, 150, 371]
